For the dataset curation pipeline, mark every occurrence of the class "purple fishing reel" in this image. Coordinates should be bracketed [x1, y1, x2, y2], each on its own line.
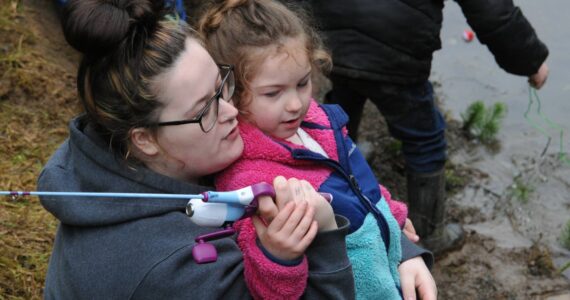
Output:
[188, 182, 276, 264]
[187, 182, 333, 264]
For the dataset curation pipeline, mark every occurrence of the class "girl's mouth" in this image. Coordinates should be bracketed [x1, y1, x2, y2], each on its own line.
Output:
[282, 118, 302, 129]
[284, 117, 300, 124]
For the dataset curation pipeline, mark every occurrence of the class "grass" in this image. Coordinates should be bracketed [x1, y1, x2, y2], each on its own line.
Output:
[508, 176, 534, 204]
[461, 100, 507, 143]
[445, 167, 466, 192]
[0, 1, 79, 298]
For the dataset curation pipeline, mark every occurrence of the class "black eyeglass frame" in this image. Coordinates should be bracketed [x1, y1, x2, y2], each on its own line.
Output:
[153, 64, 235, 133]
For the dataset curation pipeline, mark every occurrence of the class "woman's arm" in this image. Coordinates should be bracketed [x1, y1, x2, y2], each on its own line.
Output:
[399, 235, 436, 300]
[302, 215, 354, 299]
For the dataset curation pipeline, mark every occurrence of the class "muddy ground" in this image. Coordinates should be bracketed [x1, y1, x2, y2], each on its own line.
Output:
[0, 1, 569, 299]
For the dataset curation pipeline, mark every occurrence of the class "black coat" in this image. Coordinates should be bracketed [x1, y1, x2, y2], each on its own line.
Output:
[306, 0, 549, 84]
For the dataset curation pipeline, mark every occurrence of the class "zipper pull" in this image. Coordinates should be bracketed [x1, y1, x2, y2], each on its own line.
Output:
[349, 174, 361, 191]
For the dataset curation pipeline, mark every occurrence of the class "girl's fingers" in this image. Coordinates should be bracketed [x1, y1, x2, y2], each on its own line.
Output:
[290, 221, 318, 255]
[257, 195, 279, 224]
[251, 215, 267, 237]
[280, 200, 308, 235]
[267, 200, 295, 232]
[289, 205, 315, 241]
[297, 221, 318, 250]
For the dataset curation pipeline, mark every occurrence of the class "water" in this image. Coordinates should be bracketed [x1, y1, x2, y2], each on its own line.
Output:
[432, 0, 570, 280]
[433, 0, 570, 153]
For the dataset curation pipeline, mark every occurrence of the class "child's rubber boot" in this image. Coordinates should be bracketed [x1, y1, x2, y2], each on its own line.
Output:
[407, 168, 465, 256]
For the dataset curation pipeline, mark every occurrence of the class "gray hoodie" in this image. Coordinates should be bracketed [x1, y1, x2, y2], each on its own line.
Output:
[38, 116, 355, 299]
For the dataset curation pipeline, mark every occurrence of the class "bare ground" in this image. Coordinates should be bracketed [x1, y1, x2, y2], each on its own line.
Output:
[0, 1, 569, 299]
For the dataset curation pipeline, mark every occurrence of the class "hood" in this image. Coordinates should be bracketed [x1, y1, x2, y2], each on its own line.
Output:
[38, 116, 208, 226]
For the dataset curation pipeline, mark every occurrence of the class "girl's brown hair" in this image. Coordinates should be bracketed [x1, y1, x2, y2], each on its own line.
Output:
[62, 0, 198, 162]
[198, 0, 331, 111]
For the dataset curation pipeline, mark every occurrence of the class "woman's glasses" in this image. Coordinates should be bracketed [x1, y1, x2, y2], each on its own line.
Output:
[154, 64, 235, 133]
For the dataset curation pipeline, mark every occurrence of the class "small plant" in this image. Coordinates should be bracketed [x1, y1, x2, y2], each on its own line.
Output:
[509, 176, 534, 203]
[444, 168, 465, 191]
[461, 100, 507, 143]
[385, 140, 402, 156]
[560, 220, 570, 250]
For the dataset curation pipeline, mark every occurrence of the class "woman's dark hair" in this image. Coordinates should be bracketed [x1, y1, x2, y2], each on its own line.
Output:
[62, 0, 199, 161]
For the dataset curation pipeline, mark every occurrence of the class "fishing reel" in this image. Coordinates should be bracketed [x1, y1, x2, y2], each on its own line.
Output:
[186, 182, 332, 264]
[186, 182, 275, 264]
[185, 182, 275, 227]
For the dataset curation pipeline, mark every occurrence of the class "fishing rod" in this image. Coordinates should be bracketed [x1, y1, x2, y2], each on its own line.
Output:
[2, 183, 332, 227]
[2, 183, 332, 264]
[1, 191, 206, 199]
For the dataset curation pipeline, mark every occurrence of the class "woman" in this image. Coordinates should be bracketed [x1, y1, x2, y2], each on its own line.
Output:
[39, 0, 435, 299]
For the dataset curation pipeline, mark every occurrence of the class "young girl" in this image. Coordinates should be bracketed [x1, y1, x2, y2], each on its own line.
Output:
[199, 1, 426, 299]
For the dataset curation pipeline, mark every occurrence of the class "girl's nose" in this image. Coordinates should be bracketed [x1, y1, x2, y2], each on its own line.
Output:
[286, 93, 303, 112]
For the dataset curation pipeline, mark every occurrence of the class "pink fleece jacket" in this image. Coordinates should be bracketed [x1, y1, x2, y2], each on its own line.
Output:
[216, 100, 407, 299]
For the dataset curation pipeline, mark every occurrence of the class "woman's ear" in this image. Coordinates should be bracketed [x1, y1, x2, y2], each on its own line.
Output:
[130, 128, 160, 156]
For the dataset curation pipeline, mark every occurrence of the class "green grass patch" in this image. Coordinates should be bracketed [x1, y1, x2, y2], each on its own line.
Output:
[461, 100, 507, 143]
[508, 176, 534, 204]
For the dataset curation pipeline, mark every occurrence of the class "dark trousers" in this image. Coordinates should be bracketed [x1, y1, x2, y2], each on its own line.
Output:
[325, 74, 447, 173]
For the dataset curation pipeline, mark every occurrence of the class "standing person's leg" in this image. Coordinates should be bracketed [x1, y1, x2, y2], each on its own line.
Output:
[366, 80, 463, 254]
[324, 74, 368, 141]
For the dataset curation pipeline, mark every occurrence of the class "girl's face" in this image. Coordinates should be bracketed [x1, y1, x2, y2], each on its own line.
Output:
[246, 38, 312, 140]
[144, 39, 244, 182]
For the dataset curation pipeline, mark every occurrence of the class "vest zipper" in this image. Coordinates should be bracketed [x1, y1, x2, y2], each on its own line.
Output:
[292, 153, 391, 251]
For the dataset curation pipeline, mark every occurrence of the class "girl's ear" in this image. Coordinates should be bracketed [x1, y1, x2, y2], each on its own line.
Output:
[130, 128, 160, 156]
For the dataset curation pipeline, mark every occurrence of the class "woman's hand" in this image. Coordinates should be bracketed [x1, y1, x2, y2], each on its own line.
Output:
[297, 179, 337, 231]
[399, 256, 437, 300]
[257, 176, 336, 231]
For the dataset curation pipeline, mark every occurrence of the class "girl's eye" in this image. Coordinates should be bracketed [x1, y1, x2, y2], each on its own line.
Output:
[263, 90, 280, 98]
[298, 79, 310, 88]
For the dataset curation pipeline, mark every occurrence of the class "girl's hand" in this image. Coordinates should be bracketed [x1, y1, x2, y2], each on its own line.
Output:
[403, 218, 420, 243]
[252, 200, 318, 261]
[399, 256, 437, 300]
[252, 176, 337, 260]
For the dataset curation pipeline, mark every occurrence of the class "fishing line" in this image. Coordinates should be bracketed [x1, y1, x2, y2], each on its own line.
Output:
[524, 86, 570, 165]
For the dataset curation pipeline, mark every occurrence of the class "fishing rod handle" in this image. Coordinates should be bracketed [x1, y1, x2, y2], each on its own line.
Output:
[203, 182, 332, 205]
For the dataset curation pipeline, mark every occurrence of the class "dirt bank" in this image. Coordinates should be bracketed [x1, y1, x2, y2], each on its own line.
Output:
[359, 100, 570, 299]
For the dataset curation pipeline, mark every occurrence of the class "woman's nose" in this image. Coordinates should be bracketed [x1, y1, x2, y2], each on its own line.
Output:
[219, 98, 239, 122]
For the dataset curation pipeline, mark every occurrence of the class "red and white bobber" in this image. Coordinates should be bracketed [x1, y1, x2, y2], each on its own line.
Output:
[462, 29, 475, 42]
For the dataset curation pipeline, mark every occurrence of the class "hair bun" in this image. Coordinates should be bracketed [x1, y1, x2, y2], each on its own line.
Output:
[61, 0, 159, 57]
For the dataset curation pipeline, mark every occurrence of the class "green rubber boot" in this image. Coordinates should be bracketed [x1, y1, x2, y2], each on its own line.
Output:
[407, 169, 465, 255]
